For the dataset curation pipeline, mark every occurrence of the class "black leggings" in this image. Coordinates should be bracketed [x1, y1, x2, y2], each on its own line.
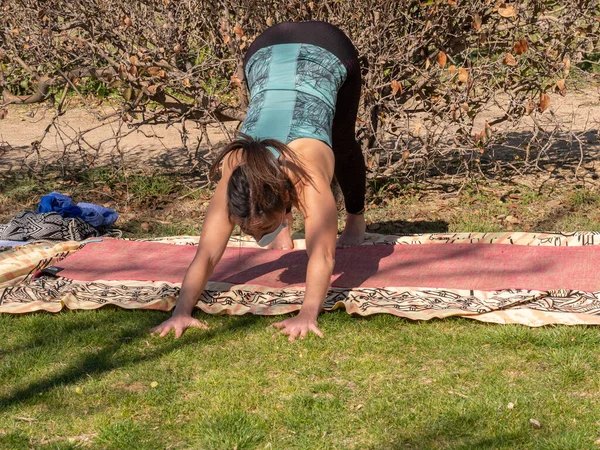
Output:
[244, 21, 366, 215]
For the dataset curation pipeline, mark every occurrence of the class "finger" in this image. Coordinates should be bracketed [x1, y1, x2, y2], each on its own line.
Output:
[159, 325, 173, 338]
[192, 321, 210, 330]
[300, 328, 308, 339]
[310, 324, 324, 338]
[150, 323, 167, 335]
[271, 321, 287, 329]
[278, 326, 291, 335]
[288, 329, 300, 342]
[174, 326, 184, 339]
[190, 319, 209, 330]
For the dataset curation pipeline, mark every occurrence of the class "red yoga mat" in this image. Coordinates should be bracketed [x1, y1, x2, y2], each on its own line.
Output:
[51, 238, 600, 291]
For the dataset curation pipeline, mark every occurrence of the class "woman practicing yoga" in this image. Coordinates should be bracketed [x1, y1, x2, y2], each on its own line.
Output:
[152, 21, 366, 341]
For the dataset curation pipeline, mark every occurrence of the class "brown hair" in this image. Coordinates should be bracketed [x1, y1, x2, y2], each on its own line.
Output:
[209, 134, 309, 232]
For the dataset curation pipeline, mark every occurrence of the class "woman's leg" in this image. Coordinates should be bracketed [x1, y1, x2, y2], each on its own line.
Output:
[329, 34, 366, 245]
[332, 64, 365, 216]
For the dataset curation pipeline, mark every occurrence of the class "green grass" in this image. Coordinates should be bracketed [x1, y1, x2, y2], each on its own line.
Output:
[1, 311, 600, 449]
[3, 170, 600, 448]
[568, 189, 600, 207]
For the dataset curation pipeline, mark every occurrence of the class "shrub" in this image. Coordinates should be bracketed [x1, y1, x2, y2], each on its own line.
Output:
[1, 1, 599, 180]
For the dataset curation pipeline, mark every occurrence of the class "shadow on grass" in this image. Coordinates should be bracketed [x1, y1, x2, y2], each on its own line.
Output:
[0, 309, 262, 410]
[376, 406, 531, 450]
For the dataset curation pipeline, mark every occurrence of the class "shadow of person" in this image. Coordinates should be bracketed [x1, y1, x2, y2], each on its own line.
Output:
[216, 243, 395, 290]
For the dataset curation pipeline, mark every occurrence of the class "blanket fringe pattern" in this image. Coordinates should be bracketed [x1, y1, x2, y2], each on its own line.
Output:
[2, 233, 600, 326]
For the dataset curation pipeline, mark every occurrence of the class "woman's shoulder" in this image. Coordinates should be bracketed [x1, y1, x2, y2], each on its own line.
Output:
[284, 138, 335, 185]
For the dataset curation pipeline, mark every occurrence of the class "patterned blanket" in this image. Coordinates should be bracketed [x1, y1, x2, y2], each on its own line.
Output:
[1, 232, 600, 326]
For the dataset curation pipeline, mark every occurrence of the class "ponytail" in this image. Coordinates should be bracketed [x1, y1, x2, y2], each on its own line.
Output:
[209, 134, 308, 230]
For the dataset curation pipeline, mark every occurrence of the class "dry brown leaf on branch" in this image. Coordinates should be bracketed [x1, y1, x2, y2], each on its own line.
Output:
[503, 53, 517, 66]
[147, 66, 161, 77]
[563, 56, 571, 77]
[183, 78, 191, 88]
[474, 130, 486, 146]
[173, 44, 182, 53]
[448, 65, 457, 75]
[525, 99, 536, 115]
[472, 14, 482, 31]
[513, 39, 528, 54]
[498, 4, 517, 18]
[233, 25, 244, 37]
[539, 93, 551, 112]
[556, 79, 566, 96]
[458, 68, 469, 83]
[485, 122, 493, 138]
[223, 34, 231, 45]
[129, 55, 139, 65]
[145, 85, 158, 96]
[437, 51, 447, 68]
[391, 80, 402, 96]
[230, 74, 243, 88]
[425, 58, 431, 70]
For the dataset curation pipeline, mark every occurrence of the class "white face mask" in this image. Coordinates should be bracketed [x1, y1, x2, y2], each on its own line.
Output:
[256, 219, 287, 247]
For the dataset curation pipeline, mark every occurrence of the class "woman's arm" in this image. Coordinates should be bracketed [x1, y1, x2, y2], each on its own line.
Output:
[151, 154, 238, 338]
[272, 141, 338, 341]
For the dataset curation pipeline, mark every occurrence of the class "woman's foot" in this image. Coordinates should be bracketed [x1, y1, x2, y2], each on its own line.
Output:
[268, 227, 294, 250]
[337, 213, 366, 247]
[268, 212, 294, 250]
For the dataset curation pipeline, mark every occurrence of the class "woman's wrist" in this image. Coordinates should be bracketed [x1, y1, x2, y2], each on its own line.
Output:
[298, 301, 321, 319]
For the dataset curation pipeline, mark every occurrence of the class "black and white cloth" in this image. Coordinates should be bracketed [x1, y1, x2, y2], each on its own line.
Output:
[0, 211, 101, 241]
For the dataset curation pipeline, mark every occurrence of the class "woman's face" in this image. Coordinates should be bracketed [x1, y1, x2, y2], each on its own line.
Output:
[239, 209, 287, 245]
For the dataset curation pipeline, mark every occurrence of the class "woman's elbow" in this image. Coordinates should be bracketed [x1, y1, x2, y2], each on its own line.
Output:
[313, 251, 335, 271]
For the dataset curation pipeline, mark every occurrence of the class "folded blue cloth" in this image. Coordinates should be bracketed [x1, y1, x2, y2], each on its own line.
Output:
[38, 192, 82, 218]
[37, 192, 118, 227]
[77, 202, 119, 227]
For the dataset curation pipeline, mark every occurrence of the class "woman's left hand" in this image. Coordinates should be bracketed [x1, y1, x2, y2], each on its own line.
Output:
[271, 313, 324, 342]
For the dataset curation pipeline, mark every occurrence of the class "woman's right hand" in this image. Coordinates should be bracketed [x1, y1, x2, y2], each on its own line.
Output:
[151, 314, 209, 338]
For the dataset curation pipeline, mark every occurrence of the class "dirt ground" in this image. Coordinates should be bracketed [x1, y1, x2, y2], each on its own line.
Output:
[1, 88, 600, 237]
[1, 87, 599, 173]
[0, 103, 237, 172]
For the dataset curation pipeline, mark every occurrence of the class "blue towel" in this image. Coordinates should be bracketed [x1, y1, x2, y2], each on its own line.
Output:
[37, 192, 118, 227]
[38, 192, 82, 218]
[77, 202, 119, 227]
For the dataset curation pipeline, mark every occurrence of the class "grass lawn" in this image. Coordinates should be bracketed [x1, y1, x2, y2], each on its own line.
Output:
[2, 310, 600, 449]
[2, 166, 600, 448]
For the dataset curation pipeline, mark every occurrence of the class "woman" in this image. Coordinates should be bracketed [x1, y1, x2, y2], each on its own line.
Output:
[152, 21, 366, 341]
